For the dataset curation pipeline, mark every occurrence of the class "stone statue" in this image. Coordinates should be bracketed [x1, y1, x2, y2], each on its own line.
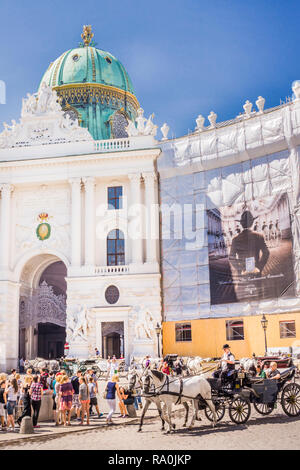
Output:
[135, 108, 147, 134]
[144, 114, 158, 137]
[36, 82, 53, 114]
[134, 304, 155, 340]
[125, 120, 139, 137]
[66, 311, 76, 342]
[49, 90, 62, 113]
[21, 93, 37, 117]
[72, 305, 89, 341]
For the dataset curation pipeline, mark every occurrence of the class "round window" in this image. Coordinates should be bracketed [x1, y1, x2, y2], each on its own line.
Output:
[105, 56, 112, 64]
[72, 54, 79, 62]
[105, 285, 120, 304]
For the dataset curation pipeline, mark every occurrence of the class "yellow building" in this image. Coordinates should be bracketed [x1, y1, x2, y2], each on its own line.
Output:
[163, 313, 300, 359]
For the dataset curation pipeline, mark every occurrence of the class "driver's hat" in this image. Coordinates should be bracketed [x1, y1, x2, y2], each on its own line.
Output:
[223, 344, 230, 349]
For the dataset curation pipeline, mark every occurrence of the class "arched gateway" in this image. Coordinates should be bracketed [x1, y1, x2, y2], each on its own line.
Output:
[18, 254, 67, 360]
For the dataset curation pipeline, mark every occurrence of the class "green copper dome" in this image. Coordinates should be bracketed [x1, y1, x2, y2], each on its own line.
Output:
[39, 26, 139, 140]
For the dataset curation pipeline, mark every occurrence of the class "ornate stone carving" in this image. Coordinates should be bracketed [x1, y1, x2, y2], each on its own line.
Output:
[195, 114, 205, 132]
[292, 80, 300, 100]
[160, 123, 169, 140]
[208, 111, 217, 128]
[256, 96, 265, 114]
[0, 83, 93, 149]
[243, 100, 253, 117]
[133, 304, 155, 340]
[125, 108, 158, 137]
[67, 305, 91, 342]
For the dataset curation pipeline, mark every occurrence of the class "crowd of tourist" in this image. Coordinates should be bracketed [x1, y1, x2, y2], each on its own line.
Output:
[0, 358, 141, 432]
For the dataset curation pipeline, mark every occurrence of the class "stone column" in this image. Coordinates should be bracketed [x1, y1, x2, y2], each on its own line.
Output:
[128, 173, 143, 265]
[69, 178, 82, 267]
[143, 172, 158, 264]
[0, 184, 14, 270]
[83, 177, 96, 267]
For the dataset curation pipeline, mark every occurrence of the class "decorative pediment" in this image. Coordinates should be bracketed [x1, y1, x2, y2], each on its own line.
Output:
[0, 82, 93, 148]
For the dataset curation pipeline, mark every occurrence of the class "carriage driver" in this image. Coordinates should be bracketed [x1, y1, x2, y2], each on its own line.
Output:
[213, 344, 236, 383]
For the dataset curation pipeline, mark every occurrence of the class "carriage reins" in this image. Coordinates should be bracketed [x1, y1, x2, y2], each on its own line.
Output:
[139, 372, 213, 402]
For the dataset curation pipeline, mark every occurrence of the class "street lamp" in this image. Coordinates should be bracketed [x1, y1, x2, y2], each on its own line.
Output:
[261, 314, 269, 355]
[155, 323, 162, 358]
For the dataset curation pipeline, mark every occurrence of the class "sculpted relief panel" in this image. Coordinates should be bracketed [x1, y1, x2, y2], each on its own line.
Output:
[14, 184, 71, 262]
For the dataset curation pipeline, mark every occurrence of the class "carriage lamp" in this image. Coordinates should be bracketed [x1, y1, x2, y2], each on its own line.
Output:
[155, 323, 162, 358]
[261, 314, 269, 355]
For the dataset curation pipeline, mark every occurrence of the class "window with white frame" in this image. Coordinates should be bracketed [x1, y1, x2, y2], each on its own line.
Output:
[226, 320, 244, 341]
[107, 229, 125, 266]
[279, 320, 296, 338]
[108, 186, 123, 210]
[175, 323, 192, 342]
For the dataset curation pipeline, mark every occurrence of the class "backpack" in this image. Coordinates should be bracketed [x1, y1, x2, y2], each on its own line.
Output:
[40, 373, 48, 390]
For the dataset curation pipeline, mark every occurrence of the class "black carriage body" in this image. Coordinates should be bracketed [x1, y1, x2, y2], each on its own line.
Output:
[250, 379, 278, 404]
[204, 366, 300, 424]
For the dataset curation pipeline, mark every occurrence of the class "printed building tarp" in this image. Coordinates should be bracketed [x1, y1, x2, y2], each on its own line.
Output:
[207, 192, 295, 304]
[159, 145, 300, 321]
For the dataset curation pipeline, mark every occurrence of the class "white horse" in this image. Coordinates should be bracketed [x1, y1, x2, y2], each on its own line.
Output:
[127, 368, 190, 432]
[141, 369, 216, 433]
[186, 356, 203, 375]
[239, 357, 257, 374]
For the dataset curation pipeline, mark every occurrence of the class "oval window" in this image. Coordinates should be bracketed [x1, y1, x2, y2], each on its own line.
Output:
[105, 285, 120, 304]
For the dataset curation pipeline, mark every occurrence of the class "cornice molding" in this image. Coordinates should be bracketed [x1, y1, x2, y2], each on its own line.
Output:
[54, 83, 140, 112]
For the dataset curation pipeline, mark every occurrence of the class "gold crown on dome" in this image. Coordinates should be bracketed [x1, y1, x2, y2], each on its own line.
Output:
[81, 25, 94, 47]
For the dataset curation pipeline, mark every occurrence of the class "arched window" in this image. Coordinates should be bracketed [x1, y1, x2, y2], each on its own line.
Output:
[107, 229, 125, 266]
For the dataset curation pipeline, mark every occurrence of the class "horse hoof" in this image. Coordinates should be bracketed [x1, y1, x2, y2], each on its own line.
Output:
[137, 429, 142, 432]
[188, 426, 193, 430]
[183, 423, 186, 428]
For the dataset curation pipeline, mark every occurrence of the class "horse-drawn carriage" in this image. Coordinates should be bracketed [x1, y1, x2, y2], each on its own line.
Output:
[58, 357, 78, 376]
[76, 358, 103, 377]
[202, 365, 300, 424]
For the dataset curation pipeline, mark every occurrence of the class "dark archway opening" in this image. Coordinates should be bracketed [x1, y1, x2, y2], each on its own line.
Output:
[37, 323, 65, 359]
[105, 332, 121, 359]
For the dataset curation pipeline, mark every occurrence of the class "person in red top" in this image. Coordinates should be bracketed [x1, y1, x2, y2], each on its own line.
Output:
[161, 361, 172, 375]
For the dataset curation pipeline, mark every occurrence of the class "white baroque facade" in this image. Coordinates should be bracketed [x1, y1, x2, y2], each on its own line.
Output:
[0, 86, 162, 370]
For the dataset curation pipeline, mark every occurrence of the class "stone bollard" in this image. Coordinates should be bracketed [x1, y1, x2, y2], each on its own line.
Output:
[19, 416, 34, 434]
[127, 404, 137, 418]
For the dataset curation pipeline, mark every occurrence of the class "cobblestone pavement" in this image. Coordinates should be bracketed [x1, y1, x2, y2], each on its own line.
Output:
[1, 376, 300, 450]
[1, 405, 300, 450]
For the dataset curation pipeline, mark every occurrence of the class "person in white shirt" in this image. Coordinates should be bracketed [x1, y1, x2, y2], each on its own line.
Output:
[213, 344, 235, 383]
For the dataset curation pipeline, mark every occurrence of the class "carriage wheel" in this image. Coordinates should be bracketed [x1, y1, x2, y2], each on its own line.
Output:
[205, 401, 225, 422]
[253, 401, 274, 415]
[281, 383, 300, 417]
[229, 397, 251, 424]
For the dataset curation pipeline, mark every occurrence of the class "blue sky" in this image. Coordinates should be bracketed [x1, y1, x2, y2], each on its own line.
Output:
[0, 0, 300, 138]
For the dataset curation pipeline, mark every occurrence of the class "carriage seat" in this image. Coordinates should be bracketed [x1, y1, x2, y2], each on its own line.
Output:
[279, 366, 295, 382]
